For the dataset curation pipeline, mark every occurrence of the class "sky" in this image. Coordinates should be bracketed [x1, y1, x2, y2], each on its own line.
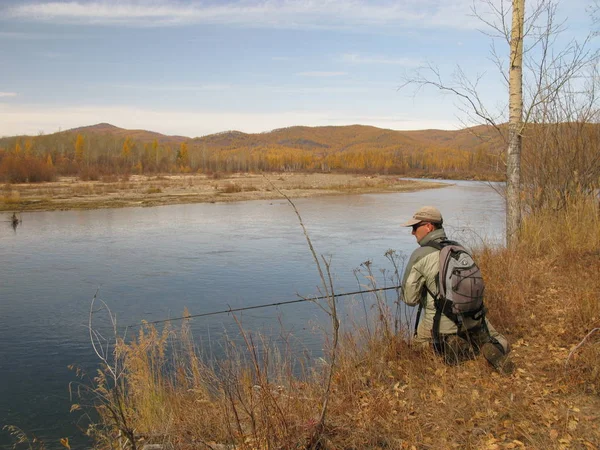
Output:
[0, 0, 594, 138]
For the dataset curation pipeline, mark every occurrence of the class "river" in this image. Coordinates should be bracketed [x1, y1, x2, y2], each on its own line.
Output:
[0, 179, 504, 449]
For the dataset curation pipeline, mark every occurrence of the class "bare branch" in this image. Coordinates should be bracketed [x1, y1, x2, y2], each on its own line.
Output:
[565, 328, 600, 369]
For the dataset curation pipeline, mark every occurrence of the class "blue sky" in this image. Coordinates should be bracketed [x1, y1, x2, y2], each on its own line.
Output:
[0, 0, 594, 138]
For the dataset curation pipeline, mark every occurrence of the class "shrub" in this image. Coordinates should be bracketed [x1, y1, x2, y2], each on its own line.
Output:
[219, 182, 242, 193]
[78, 166, 101, 181]
[0, 155, 55, 183]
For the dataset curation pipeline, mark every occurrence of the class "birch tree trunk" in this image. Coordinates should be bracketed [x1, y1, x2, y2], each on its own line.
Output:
[507, 0, 525, 247]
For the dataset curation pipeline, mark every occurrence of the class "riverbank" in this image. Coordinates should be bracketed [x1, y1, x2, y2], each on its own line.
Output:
[0, 173, 445, 212]
[81, 194, 599, 449]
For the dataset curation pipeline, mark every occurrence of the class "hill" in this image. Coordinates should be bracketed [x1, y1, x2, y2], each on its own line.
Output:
[0, 122, 506, 181]
[1, 122, 504, 155]
[67, 123, 189, 144]
[190, 124, 503, 154]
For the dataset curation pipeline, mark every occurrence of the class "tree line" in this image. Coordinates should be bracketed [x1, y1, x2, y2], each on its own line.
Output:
[0, 131, 505, 182]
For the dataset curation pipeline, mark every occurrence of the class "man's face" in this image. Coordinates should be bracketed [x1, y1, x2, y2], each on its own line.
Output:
[411, 222, 432, 242]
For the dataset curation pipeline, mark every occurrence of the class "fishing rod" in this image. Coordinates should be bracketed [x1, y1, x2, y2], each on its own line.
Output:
[125, 285, 402, 329]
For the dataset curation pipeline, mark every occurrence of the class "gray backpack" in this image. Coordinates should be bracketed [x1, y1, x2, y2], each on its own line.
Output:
[419, 239, 486, 340]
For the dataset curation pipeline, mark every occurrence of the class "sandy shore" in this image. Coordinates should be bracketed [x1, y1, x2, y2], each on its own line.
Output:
[1, 173, 447, 212]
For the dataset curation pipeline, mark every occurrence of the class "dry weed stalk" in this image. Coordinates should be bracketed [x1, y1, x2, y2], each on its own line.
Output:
[264, 175, 340, 448]
[83, 291, 139, 450]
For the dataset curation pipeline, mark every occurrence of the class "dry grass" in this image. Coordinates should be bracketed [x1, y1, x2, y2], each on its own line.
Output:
[0, 173, 444, 212]
[78, 194, 599, 449]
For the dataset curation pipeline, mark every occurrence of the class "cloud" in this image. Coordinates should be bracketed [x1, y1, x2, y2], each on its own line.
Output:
[271, 85, 371, 94]
[340, 53, 423, 67]
[296, 72, 347, 77]
[0, 104, 460, 138]
[0, 30, 84, 40]
[108, 83, 232, 92]
[0, 92, 17, 97]
[4, 1, 480, 30]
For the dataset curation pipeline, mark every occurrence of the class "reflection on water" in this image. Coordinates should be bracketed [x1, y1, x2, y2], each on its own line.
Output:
[0, 180, 504, 448]
[10, 213, 21, 231]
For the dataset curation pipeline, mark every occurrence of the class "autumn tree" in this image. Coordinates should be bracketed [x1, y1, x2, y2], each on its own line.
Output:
[24, 138, 34, 156]
[152, 139, 159, 170]
[176, 142, 190, 170]
[122, 137, 134, 163]
[75, 134, 85, 163]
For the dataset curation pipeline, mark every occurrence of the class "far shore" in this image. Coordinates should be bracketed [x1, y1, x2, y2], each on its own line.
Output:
[1, 173, 448, 212]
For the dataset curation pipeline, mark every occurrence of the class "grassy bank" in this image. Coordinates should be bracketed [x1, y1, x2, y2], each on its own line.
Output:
[74, 194, 599, 450]
[1, 173, 444, 212]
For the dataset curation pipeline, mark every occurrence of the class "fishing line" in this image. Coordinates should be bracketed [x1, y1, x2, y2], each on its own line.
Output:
[124, 285, 402, 329]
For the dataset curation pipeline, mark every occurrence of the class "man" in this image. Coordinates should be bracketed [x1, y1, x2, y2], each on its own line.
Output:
[401, 205, 514, 374]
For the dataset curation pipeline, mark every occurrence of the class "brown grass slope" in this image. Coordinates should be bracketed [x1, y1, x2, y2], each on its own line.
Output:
[190, 124, 497, 154]
[0, 122, 503, 154]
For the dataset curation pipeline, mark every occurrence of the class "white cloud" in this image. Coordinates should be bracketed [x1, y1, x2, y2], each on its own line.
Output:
[4, 1, 480, 30]
[271, 85, 371, 94]
[0, 92, 17, 97]
[0, 104, 461, 138]
[0, 30, 83, 40]
[108, 83, 232, 92]
[296, 71, 347, 77]
[340, 53, 423, 67]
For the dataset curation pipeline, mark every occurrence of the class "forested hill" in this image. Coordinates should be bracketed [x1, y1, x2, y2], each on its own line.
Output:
[57, 122, 502, 154]
[0, 123, 506, 181]
[68, 123, 189, 144]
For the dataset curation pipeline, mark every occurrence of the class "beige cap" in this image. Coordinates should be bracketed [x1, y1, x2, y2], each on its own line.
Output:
[401, 206, 443, 227]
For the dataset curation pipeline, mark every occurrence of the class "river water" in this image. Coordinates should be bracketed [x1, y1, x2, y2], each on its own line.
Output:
[0, 179, 504, 448]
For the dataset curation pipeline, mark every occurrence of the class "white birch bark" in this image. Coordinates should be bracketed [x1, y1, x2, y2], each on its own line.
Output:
[507, 0, 525, 248]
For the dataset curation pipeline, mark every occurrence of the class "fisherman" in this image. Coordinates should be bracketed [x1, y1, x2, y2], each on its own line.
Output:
[11, 212, 19, 226]
[400, 205, 514, 374]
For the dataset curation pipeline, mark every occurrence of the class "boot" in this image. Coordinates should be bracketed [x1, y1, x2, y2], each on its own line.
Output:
[482, 342, 515, 375]
[443, 335, 474, 366]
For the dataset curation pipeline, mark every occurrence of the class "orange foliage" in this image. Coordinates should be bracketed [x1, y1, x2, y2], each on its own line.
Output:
[0, 125, 507, 180]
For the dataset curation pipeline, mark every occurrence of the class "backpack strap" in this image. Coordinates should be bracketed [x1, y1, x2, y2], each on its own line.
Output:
[414, 302, 423, 337]
[424, 238, 459, 252]
[411, 240, 446, 337]
[424, 283, 462, 342]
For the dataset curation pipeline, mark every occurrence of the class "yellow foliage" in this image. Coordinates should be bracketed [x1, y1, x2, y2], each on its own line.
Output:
[122, 137, 134, 159]
[74, 134, 85, 162]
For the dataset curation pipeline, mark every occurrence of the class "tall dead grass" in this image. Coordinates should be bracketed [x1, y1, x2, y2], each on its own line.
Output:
[80, 193, 599, 449]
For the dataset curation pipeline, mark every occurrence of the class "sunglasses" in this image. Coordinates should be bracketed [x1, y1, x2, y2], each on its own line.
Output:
[411, 222, 428, 232]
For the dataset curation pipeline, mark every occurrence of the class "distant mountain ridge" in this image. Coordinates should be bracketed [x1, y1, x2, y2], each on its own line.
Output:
[6, 122, 505, 156]
[0, 122, 511, 180]
[68, 123, 189, 144]
[193, 124, 502, 154]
